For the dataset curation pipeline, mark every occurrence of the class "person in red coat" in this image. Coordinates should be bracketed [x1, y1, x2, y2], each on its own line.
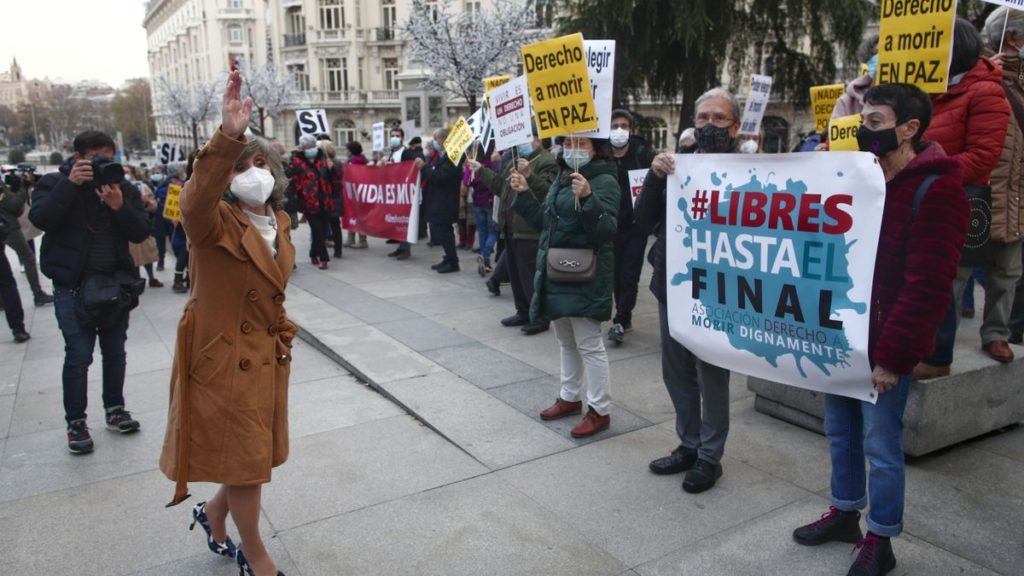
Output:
[791, 84, 968, 576]
[916, 18, 1011, 377]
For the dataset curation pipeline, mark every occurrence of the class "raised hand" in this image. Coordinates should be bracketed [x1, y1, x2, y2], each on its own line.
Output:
[221, 70, 253, 140]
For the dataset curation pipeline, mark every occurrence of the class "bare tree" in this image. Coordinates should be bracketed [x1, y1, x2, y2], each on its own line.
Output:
[404, 0, 541, 111]
[156, 77, 220, 150]
[242, 63, 300, 136]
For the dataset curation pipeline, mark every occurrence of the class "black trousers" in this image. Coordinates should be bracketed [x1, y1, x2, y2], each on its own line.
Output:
[428, 221, 458, 265]
[328, 215, 343, 257]
[506, 235, 540, 317]
[307, 213, 331, 262]
[491, 247, 510, 283]
[613, 227, 648, 326]
[0, 249, 26, 333]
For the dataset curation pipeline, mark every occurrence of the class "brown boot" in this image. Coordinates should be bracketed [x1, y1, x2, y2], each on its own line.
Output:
[983, 341, 1015, 363]
[912, 362, 950, 380]
[571, 407, 610, 438]
[539, 398, 582, 421]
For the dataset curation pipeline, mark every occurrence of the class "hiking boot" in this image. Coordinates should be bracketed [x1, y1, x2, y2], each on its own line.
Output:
[682, 459, 723, 493]
[793, 506, 863, 546]
[649, 445, 698, 475]
[34, 292, 54, 306]
[539, 398, 583, 421]
[608, 323, 626, 345]
[105, 408, 141, 433]
[12, 328, 30, 343]
[570, 407, 610, 438]
[847, 534, 896, 576]
[67, 420, 94, 454]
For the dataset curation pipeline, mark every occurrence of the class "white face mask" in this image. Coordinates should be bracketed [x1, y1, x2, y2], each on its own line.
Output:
[230, 166, 276, 205]
[610, 128, 630, 148]
[739, 139, 759, 154]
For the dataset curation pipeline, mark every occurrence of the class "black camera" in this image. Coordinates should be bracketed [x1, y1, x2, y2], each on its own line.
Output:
[91, 155, 125, 186]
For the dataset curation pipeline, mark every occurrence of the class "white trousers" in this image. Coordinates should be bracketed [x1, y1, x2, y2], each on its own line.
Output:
[553, 317, 611, 415]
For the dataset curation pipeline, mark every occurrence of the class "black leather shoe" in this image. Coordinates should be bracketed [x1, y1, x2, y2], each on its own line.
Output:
[486, 277, 501, 296]
[431, 261, 446, 270]
[649, 446, 697, 475]
[682, 459, 723, 494]
[501, 314, 528, 327]
[436, 262, 460, 274]
[521, 320, 550, 335]
[793, 506, 863, 546]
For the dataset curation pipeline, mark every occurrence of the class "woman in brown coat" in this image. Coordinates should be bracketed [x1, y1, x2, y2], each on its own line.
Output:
[160, 71, 296, 576]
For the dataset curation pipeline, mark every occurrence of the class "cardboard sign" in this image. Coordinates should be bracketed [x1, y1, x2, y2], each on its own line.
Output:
[810, 84, 846, 133]
[666, 152, 886, 403]
[484, 75, 512, 95]
[465, 106, 495, 153]
[877, 0, 957, 93]
[372, 122, 386, 151]
[738, 74, 773, 136]
[163, 183, 182, 222]
[574, 40, 615, 138]
[828, 114, 862, 151]
[628, 169, 648, 207]
[981, 0, 1024, 8]
[157, 142, 184, 165]
[445, 117, 475, 164]
[295, 109, 330, 137]
[342, 161, 421, 243]
[489, 75, 534, 150]
[521, 33, 598, 139]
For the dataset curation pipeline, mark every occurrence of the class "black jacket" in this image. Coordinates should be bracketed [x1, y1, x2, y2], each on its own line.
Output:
[421, 154, 463, 225]
[613, 135, 656, 233]
[29, 159, 151, 287]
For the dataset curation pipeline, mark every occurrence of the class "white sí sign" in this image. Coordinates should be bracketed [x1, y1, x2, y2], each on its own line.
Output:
[295, 109, 330, 137]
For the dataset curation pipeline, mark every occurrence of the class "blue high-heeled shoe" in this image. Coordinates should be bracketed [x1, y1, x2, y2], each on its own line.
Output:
[236, 546, 285, 576]
[189, 501, 238, 558]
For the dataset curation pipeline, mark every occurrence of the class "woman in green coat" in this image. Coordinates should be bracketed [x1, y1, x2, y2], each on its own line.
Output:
[510, 136, 620, 438]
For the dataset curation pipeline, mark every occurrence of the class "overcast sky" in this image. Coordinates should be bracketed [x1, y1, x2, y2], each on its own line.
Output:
[0, 0, 151, 88]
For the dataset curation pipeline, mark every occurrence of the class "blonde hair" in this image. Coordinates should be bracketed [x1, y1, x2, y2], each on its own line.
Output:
[318, 139, 336, 158]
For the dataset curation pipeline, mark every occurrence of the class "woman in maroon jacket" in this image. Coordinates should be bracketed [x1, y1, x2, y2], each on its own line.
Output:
[791, 84, 968, 576]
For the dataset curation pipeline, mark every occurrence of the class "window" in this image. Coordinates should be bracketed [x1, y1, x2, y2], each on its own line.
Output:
[428, 96, 443, 127]
[288, 64, 310, 92]
[319, 0, 343, 30]
[382, 0, 397, 33]
[335, 119, 356, 146]
[383, 58, 399, 91]
[358, 57, 365, 89]
[465, 1, 481, 21]
[406, 97, 422, 128]
[228, 0, 242, 9]
[533, 0, 553, 28]
[286, 8, 305, 35]
[321, 58, 348, 92]
[228, 24, 243, 45]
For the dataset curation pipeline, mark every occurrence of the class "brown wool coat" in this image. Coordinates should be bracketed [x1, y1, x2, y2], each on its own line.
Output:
[990, 56, 1024, 243]
[160, 131, 297, 506]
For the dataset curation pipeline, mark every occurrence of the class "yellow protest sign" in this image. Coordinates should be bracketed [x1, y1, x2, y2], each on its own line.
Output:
[810, 83, 845, 133]
[484, 75, 511, 95]
[521, 33, 598, 139]
[163, 183, 182, 222]
[445, 117, 474, 165]
[859, 63, 869, 77]
[876, 0, 956, 93]
[828, 114, 862, 151]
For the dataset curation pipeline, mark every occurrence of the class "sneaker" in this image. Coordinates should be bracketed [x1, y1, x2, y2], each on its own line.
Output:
[477, 255, 487, 277]
[33, 292, 54, 306]
[105, 408, 141, 433]
[682, 459, 723, 493]
[608, 323, 626, 345]
[793, 506, 863, 546]
[847, 533, 896, 576]
[67, 420, 94, 454]
[172, 279, 188, 294]
[12, 328, 30, 343]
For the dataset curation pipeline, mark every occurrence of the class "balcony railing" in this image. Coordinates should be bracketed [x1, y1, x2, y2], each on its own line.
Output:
[282, 0, 303, 8]
[313, 28, 348, 42]
[283, 33, 306, 48]
[217, 7, 253, 19]
[302, 90, 400, 106]
[368, 27, 399, 43]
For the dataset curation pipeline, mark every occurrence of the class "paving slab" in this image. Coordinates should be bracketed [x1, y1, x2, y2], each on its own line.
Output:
[430, 305, 522, 342]
[375, 316, 476, 352]
[489, 375, 653, 446]
[0, 393, 14, 439]
[311, 324, 444, 385]
[963, 423, 1024, 463]
[0, 359, 20, 396]
[385, 371, 575, 469]
[281, 474, 629, 576]
[496, 425, 811, 567]
[634, 496, 1000, 576]
[127, 536, 297, 576]
[260, 414, 488, 531]
[287, 338, 352, 384]
[287, 373, 405, 439]
[422, 342, 549, 390]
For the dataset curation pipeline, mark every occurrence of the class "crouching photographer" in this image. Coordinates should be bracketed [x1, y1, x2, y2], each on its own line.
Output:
[29, 131, 152, 455]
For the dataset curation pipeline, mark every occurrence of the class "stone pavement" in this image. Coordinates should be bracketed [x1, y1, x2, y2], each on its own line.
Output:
[0, 238, 1021, 576]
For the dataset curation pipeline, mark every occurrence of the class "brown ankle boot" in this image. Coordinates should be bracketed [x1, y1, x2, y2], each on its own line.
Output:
[539, 398, 582, 421]
[571, 407, 610, 438]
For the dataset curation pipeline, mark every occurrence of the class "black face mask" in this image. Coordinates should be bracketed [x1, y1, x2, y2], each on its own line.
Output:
[856, 125, 901, 157]
[695, 124, 734, 153]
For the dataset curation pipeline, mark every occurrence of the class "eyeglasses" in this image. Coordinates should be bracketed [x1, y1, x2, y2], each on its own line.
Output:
[694, 113, 735, 128]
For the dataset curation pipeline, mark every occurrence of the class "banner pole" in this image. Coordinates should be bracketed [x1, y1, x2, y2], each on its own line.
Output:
[1000, 9, 1010, 55]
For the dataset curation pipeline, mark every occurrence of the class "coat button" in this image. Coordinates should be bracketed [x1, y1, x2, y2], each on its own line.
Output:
[273, 293, 285, 305]
[247, 289, 259, 301]
[241, 321, 253, 334]
[277, 355, 290, 366]
[239, 358, 251, 370]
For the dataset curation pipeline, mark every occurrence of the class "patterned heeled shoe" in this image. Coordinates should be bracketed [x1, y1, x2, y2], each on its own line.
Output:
[190, 501, 238, 558]
[236, 546, 285, 576]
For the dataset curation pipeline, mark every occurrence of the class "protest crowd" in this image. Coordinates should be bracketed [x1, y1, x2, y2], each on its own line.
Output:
[2, 3, 1023, 576]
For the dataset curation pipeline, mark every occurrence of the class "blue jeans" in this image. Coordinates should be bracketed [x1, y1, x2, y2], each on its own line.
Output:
[473, 207, 497, 258]
[825, 375, 912, 538]
[961, 267, 985, 310]
[54, 286, 130, 423]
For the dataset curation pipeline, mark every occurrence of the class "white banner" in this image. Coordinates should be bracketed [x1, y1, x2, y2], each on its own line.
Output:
[628, 169, 648, 207]
[738, 74, 773, 136]
[295, 109, 330, 137]
[488, 75, 534, 150]
[371, 122, 386, 152]
[575, 40, 615, 138]
[981, 0, 1024, 9]
[666, 153, 886, 402]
